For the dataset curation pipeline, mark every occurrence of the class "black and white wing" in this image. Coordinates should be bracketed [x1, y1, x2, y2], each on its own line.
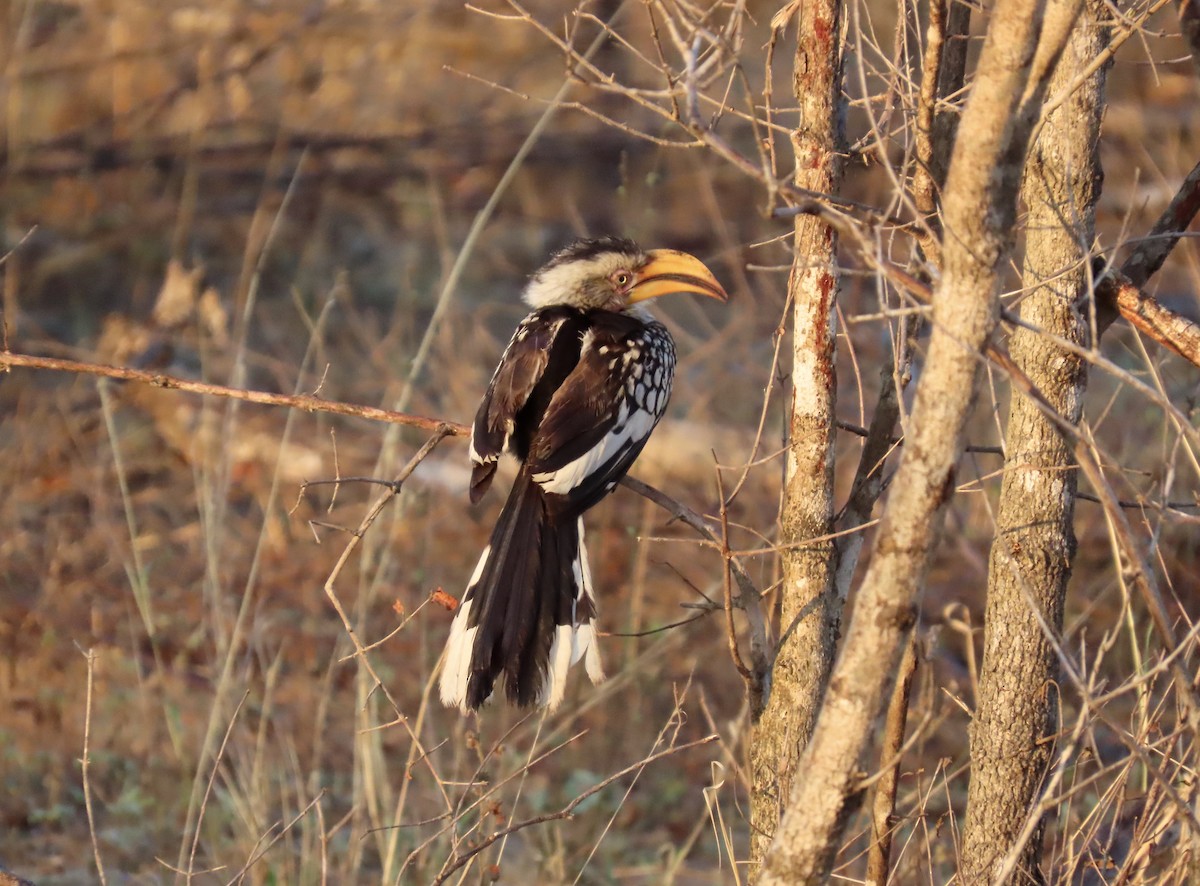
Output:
[527, 314, 676, 517]
[468, 306, 588, 502]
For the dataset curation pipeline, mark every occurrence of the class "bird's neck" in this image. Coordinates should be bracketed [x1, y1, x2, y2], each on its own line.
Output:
[622, 304, 655, 324]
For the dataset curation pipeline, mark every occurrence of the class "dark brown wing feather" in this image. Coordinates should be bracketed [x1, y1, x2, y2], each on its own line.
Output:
[469, 306, 588, 502]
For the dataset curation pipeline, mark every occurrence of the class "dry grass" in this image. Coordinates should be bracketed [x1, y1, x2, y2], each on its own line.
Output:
[1, 0, 1199, 883]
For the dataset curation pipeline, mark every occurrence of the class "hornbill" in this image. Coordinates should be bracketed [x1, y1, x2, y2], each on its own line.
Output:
[439, 237, 728, 712]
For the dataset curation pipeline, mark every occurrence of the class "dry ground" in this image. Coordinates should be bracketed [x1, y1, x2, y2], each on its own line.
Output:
[1, 1, 1199, 883]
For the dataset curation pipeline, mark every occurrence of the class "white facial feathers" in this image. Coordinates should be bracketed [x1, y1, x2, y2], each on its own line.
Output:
[523, 249, 643, 310]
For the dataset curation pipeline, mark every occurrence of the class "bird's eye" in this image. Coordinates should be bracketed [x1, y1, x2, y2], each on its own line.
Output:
[613, 271, 632, 288]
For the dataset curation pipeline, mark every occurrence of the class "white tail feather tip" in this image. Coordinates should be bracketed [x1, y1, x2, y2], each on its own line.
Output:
[584, 635, 606, 685]
[439, 596, 477, 711]
[542, 624, 575, 711]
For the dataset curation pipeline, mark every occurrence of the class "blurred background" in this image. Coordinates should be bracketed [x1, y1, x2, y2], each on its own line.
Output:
[1, 0, 1198, 882]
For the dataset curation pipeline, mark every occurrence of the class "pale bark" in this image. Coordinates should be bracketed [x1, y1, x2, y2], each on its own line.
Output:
[861, 6, 971, 875]
[757, 0, 1079, 877]
[960, 6, 1106, 881]
[748, 0, 845, 866]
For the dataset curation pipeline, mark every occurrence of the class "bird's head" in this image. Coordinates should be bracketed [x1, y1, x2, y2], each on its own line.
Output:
[523, 236, 728, 314]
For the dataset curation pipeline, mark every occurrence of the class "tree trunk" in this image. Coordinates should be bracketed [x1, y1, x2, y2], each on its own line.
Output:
[960, 5, 1107, 881]
[757, 0, 1081, 877]
[748, 0, 845, 869]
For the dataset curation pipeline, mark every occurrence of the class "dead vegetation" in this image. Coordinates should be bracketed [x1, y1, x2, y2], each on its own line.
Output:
[1, 0, 1199, 883]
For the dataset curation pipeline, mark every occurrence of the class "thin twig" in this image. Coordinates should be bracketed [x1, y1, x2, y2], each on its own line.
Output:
[715, 459, 753, 686]
[866, 636, 919, 884]
[321, 430, 457, 814]
[0, 351, 469, 435]
[431, 734, 719, 885]
[79, 647, 108, 886]
[619, 475, 772, 697]
[224, 791, 327, 886]
[187, 689, 252, 881]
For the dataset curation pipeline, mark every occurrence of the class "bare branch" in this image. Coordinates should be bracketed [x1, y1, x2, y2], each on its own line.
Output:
[750, 0, 846, 865]
[1099, 270, 1200, 368]
[759, 0, 1072, 875]
[0, 350, 469, 436]
[1118, 158, 1200, 288]
[78, 648, 108, 886]
[866, 637, 919, 884]
[714, 463, 753, 689]
[321, 430, 458, 816]
[963, 6, 1105, 875]
[619, 475, 771, 697]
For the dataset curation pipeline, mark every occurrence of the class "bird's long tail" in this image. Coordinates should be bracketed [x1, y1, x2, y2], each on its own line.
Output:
[439, 473, 605, 712]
